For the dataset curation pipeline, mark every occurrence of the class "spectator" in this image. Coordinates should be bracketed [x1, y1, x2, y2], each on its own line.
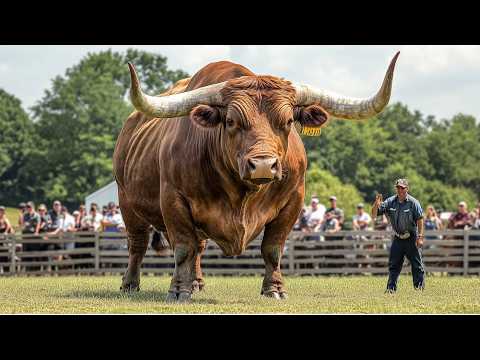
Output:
[320, 211, 341, 233]
[374, 213, 390, 231]
[82, 203, 103, 232]
[102, 205, 108, 217]
[0, 206, 14, 234]
[306, 196, 326, 231]
[101, 202, 125, 232]
[470, 202, 480, 228]
[425, 205, 442, 234]
[293, 207, 310, 232]
[22, 201, 41, 235]
[448, 201, 472, 230]
[352, 203, 372, 231]
[48, 200, 63, 233]
[73, 210, 82, 231]
[326, 196, 344, 228]
[37, 204, 52, 234]
[17, 202, 27, 228]
[470, 202, 480, 241]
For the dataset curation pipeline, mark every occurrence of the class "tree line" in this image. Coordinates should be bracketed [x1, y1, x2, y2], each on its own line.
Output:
[1, 49, 479, 219]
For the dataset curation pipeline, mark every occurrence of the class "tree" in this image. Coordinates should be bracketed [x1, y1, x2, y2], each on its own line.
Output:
[21, 49, 189, 208]
[0, 89, 34, 205]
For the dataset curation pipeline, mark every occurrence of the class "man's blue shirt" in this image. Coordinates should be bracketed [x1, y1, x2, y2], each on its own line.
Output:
[377, 194, 424, 236]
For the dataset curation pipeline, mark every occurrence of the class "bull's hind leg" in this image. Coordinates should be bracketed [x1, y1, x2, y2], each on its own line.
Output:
[192, 239, 207, 292]
[119, 192, 150, 292]
[261, 192, 304, 300]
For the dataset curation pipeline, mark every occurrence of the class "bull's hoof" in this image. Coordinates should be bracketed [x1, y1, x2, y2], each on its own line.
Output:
[192, 280, 205, 293]
[262, 290, 281, 300]
[165, 291, 178, 303]
[177, 291, 192, 303]
[120, 284, 140, 292]
[279, 292, 288, 300]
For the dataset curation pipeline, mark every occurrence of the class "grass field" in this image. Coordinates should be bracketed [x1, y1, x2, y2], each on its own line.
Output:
[1, 275, 480, 314]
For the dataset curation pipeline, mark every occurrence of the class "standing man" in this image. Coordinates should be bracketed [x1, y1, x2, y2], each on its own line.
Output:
[372, 179, 425, 293]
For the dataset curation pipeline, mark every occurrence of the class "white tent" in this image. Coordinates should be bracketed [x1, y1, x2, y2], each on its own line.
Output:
[85, 181, 118, 211]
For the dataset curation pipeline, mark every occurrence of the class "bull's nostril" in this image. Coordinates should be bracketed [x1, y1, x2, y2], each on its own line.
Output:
[247, 159, 256, 171]
[271, 160, 278, 171]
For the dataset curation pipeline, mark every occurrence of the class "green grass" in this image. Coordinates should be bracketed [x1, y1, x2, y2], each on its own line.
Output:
[1, 275, 480, 314]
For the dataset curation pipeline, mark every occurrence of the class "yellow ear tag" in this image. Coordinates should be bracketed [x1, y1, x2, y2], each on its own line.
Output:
[294, 121, 322, 136]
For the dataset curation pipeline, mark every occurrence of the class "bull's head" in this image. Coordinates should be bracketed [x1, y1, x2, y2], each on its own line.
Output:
[127, 52, 399, 186]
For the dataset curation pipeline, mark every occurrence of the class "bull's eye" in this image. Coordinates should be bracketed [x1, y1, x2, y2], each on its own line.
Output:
[284, 118, 294, 130]
[226, 118, 234, 128]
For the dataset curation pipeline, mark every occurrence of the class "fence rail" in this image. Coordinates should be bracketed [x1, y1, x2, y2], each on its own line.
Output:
[1, 230, 480, 276]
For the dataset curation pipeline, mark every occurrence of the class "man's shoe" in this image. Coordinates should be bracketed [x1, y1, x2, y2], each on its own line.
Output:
[414, 286, 424, 291]
[385, 289, 396, 294]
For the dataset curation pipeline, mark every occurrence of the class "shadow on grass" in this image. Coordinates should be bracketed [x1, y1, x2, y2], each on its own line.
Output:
[60, 289, 219, 304]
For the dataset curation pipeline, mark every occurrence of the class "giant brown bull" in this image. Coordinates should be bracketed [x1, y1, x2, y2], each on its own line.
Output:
[113, 52, 399, 302]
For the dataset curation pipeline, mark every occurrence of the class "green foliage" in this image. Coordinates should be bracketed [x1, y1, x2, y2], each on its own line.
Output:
[305, 163, 364, 222]
[0, 89, 35, 205]
[18, 49, 189, 208]
[303, 102, 480, 213]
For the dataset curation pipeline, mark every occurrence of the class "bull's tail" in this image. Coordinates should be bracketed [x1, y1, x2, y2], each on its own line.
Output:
[151, 230, 171, 255]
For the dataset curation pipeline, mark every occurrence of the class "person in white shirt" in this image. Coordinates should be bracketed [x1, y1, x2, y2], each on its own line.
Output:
[352, 203, 372, 230]
[306, 197, 326, 231]
[101, 202, 125, 232]
[82, 203, 104, 232]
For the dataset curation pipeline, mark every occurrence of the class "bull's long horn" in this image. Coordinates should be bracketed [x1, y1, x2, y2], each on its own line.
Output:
[128, 62, 225, 118]
[294, 51, 400, 120]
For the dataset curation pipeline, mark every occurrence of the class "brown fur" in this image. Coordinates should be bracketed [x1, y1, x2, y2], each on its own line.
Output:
[114, 61, 312, 297]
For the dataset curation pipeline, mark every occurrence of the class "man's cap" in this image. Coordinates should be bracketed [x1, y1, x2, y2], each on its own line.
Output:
[108, 201, 116, 208]
[53, 200, 61, 206]
[73, 210, 80, 216]
[26, 201, 35, 208]
[311, 198, 320, 204]
[357, 203, 364, 208]
[395, 178, 409, 188]
[329, 196, 337, 201]
[0, 206, 5, 211]
[38, 204, 47, 211]
[458, 201, 467, 207]
[18, 202, 26, 208]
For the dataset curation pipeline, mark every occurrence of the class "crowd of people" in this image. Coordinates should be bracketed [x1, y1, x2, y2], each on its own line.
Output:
[293, 195, 480, 236]
[0, 200, 125, 236]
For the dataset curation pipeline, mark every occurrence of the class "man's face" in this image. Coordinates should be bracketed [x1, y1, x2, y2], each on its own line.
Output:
[395, 185, 408, 197]
[26, 204, 34, 213]
[357, 207, 363, 215]
[330, 200, 336, 208]
[458, 204, 467, 213]
[311, 201, 318, 210]
[39, 209, 46, 216]
[54, 202, 61, 212]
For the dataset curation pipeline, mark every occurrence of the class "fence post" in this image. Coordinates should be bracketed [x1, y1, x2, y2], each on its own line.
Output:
[94, 232, 100, 274]
[288, 233, 296, 275]
[10, 234, 16, 275]
[463, 230, 469, 276]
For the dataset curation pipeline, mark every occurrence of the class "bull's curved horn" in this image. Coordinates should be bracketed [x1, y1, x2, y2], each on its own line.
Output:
[294, 51, 400, 120]
[128, 63, 225, 118]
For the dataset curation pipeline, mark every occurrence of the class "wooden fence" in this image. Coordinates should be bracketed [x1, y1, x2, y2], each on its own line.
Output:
[1, 230, 480, 276]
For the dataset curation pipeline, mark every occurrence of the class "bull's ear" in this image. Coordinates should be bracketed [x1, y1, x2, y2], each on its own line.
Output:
[294, 104, 330, 128]
[190, 105, 222, 128]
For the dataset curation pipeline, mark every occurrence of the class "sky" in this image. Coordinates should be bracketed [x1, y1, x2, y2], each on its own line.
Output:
[1, 45, 480, 121]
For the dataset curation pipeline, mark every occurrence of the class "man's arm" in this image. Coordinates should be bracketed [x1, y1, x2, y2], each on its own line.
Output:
[416, 217, 425, 248]
[371, 193, 383, 219]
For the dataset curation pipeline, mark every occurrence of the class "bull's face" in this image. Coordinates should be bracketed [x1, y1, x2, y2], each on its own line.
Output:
[189, 76, 329, 186]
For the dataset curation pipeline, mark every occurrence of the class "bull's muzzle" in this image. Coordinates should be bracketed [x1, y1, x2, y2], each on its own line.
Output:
[246, 156, 279, 184]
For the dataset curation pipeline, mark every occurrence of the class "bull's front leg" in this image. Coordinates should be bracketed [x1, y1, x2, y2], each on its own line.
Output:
[162, 191, 203, 303]
[261, 193, 303, 300]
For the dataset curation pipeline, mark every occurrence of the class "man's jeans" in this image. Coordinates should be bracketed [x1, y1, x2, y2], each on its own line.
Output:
[387, 236, 425, 291]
